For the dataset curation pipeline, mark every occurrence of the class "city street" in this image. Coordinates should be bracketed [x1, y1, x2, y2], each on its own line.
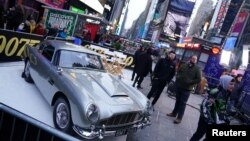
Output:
[1, 0, 250, 140]
[122, 69, 204, 141]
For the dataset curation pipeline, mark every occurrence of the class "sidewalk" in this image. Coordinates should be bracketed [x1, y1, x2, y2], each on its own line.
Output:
[122, 69, 204, 141]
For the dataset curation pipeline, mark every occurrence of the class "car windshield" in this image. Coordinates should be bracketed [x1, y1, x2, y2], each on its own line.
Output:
[59, 50, 104, 71]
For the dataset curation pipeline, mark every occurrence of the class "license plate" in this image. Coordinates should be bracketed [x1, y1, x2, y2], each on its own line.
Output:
[115, 129, 128, 136]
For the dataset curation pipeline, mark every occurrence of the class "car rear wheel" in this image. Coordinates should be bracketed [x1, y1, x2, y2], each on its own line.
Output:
[53, 98, 73, 134]
[24, 61, 33, 83]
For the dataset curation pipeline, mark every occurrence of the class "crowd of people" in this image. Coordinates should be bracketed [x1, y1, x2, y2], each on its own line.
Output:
[0, 4, 73, 40]
[130, 45, 245, 140]
[0, 4, 46, 35]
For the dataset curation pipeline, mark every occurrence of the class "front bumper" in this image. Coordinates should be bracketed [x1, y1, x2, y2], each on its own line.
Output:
[73, 118, 151, 139]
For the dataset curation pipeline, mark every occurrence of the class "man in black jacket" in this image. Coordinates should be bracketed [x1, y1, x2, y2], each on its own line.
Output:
[132, 48, 153, 89]
[131, 46, 144, 81]
[147, 51, 176, 106]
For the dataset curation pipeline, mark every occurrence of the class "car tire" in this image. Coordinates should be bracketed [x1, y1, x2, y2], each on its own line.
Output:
[24, 60, 33, 83]
[53, 97, 73, 134]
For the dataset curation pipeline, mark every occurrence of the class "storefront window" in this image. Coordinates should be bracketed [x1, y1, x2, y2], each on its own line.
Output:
[183, 50, 200, 62]
[197, 61, 206, 71]
[175, 48, 184, 60]
[199, 53, 209, 62]
[198, 53, 209, 71]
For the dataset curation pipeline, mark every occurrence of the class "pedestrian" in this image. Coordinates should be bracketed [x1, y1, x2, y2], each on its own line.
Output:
[132, 48, 153, 89]
[227, 74, 243, 114]
[7, 4, 25, 31]
[147, 51, 176, 107]
[0, 3, 5, 29]
[30, 20, 36, 33]
[190, 75, 235, 141]
[22, 20, 31, 33]
[131, 46, 144, 81]
[46, 24, 59, 37]
[58, 28, 68, 39]
[167, 55, 201, 124]
[34, 20, 46, 35]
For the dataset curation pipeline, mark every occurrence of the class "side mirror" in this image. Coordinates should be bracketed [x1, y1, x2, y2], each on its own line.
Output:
[57, 67, 63, 75]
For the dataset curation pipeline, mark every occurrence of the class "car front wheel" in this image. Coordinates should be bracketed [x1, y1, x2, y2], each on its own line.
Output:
[24, 60, 33, 83]
[53, 98, 73, 134]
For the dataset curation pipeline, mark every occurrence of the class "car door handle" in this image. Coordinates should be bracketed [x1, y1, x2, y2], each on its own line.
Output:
[48, 78, 54, 85]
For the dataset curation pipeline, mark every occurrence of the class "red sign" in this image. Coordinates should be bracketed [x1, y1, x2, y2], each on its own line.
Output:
[183, 37, 192, 43]
[185, 43, 200, 49]
[212, 47, 220, 55]
[214, 1, 228, 29]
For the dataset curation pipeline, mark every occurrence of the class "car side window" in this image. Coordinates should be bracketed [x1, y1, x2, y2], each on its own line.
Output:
[38, 42, 46, 50]
[42, 45, 55, 61]
[53, 50, 60, 66]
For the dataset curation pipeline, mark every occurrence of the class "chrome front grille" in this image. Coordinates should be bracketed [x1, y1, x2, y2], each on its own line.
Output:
[100, 112, 141, 127]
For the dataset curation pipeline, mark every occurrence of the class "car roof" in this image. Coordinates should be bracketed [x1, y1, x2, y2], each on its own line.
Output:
[46, 40, 100, 56]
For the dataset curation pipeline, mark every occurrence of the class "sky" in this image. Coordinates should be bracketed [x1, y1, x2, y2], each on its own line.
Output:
[124, 0, 149, 29]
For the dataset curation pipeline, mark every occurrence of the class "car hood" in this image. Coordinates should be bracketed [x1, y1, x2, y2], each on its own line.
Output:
[63, 69, 147, 110]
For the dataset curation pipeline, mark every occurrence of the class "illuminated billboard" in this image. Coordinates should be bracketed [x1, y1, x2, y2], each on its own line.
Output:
[148, 0, 196, 41]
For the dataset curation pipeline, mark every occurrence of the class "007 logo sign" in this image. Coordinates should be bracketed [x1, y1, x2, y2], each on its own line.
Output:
[0, 36, 40, 57]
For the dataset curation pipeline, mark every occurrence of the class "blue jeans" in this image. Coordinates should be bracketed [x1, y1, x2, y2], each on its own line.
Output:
[163, 10, 190, 37]
[172, 86, 191, 119]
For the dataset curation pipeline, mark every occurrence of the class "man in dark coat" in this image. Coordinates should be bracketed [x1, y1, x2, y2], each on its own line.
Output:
[147, 51, 176, 106]
[167, 55, 201, 124]
[7, 4, 25, 31]
[131, 46, 144, 81]
[0, 3, 4, 29]
[132, 48, 153, 89]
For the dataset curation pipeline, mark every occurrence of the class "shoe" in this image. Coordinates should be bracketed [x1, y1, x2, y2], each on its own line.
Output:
[166, 113, 176, 117]
[131, 78, 134, 81]
[149, 105, 155, 113]
[173, 118, 182, 124]
[132, 84, 135, 87]
[21, 72, 25, 78]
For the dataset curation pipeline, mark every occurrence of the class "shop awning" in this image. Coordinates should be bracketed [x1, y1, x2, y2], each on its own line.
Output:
[79, 0, 104, 14]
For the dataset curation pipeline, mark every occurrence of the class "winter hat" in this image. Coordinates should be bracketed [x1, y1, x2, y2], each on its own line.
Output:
[219, 75, 234, 90]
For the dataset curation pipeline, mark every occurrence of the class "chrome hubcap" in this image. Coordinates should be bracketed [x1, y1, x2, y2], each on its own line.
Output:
[56, 103, 69, 129]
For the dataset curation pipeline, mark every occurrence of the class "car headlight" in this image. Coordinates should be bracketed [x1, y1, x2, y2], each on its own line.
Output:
[86, 104, 99, 123]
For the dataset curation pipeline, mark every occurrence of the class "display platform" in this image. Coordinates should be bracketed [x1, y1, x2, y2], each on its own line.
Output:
[0, 61, 126, 141]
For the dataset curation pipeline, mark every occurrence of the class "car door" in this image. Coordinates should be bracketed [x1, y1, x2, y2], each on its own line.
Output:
[32, 43, 58, 103]
[28, 42, 47, 83]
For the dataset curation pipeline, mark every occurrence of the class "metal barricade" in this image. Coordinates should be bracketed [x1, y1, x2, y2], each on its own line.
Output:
[204, 75, 220, 89]
[0, 103, 80, 141]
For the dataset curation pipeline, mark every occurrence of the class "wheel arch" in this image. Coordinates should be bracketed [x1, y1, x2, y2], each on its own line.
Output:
[51, 92, 70, 109]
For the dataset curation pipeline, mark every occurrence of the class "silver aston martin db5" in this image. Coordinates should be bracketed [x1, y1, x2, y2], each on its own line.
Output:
[22, 40, 151, 139]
